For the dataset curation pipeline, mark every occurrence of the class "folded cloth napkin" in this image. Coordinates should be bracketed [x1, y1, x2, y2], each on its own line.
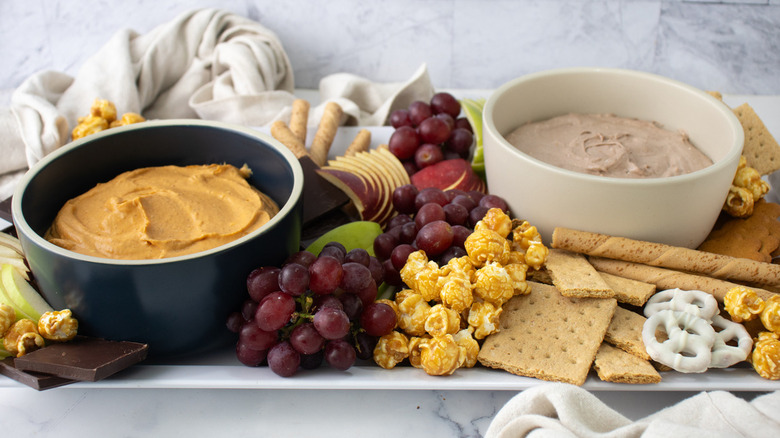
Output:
[485, 383, 780, 438]
[0, 8, 434, 200]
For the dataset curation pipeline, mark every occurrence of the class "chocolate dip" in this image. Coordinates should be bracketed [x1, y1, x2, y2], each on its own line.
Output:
[46, 164, 279, 260]
[505, 113, 713, 178]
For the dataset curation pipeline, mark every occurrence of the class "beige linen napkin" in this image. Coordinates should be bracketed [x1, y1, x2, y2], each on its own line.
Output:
[485, 383, 780, 438]
[0, 8, 434, 200]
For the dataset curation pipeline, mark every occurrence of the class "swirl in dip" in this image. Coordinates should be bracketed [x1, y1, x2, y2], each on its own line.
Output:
[45, 164, 279, 260]
[504, 113, 713, 178]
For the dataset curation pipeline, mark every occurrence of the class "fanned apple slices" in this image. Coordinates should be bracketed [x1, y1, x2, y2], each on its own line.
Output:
[316, 146, 410, 227]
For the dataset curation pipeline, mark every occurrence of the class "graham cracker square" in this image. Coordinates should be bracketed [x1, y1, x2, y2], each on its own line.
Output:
[733, 103, 780, 175]
[593, 343, 661, 384]
[546, 248, 614, 298]
[604, 306, 650, 360]
[598, 271, 656, 306]
[477, 281, 617, 386]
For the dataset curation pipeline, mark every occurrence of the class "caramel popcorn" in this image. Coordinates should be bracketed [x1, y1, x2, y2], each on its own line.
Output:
[504, 261, 531, 296]
[38, 309, 78, 341]
[419, 334, 461, 376]
[3, 319, 45, 357]
[473, 262, 514, 306]
[724, 156, 770, 217]
[752, 331, 780, 380]
[408, 336, 430, 368]
[373, 331, 410, 369]
[443, 255, 476, 283]
[415, 262, 444, 302]
[72, 114, 110, 140]
[467, 300, 502, 340]
[760, 295, 780, 334]
[438, 268, 473, 313]
[71, 98, 145, 141]
[109, 112, 145, 128]
[424, 304, 461, 337]
[397, 291, 431, 337]
[465, 228, 510, 266]
[512, 220, 543, 251]
[0, 302, 15, 334]
[724, 286, 765, 323]
[475, 208, 513, 239]
[453, 328, 480, 368]
[399, 250, 432, 291]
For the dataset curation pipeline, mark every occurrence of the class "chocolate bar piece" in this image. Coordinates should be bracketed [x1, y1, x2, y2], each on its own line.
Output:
[13, 337, 149, 382]
[1, 357, 74, 391]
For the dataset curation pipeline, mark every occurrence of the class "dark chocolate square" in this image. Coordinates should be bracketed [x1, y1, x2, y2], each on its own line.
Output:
[0, 357, 75, 391]
[13, 337, 149, 382]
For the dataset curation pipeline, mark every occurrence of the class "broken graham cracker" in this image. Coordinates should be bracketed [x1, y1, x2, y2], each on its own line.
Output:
[545, 248, 614, 298]
[604, 306, 650, 360]
[733, 103, 780, 176]
[593, 343, 661, 384]
[477, 281, 617, 386]
[698, 200, 780, 263]
[598, 271, 656, 306]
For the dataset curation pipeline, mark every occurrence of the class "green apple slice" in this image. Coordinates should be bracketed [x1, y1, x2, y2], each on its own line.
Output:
[0, 345, 11, 360]
[1, 264, 52, 321]
[0, 278, 35, 321]
[460, 98, 486, 178]
[0, 246, 30, 281]
[0, 232, 24, 256]
[305, 221, 383, 257]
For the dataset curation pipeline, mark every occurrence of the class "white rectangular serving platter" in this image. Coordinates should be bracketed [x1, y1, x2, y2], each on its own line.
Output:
[3, 110, 780, 392]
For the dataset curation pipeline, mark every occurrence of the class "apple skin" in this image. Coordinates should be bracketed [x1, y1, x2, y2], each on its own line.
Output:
[411, 158, 486, 193]
[1, 263, 52, 321]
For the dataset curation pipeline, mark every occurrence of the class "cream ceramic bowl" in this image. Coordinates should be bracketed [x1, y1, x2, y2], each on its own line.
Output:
[483, 67, 743, 248]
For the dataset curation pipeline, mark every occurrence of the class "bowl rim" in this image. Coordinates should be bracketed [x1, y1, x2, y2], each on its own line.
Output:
[11, 118, 304, 265]
[482, 66, 745, 186]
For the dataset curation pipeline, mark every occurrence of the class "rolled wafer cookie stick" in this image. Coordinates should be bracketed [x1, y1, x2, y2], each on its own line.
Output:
[345, 129, 371, 157]
[289, 99, 310, 143]
[270, 120, 309, 159]
[588, 257, 777, 302]
[551, 227, 780, 287]
[310, 101, 343, 166]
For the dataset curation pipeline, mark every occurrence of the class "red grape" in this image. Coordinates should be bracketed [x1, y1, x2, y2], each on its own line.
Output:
[354, 331, 378, 360]
[284, 251, 316, 268]
[386, 213, 413, 230]
[355, 280, 378, 307]
[408, 101, 433, 126]
[339, 292, 363, 321]
[241, 299, 258, 322]
[388, 126, 420, 160]
[479, 194, 509, 212]
[414, 143, 444, 169]
[313, 294, 343, 312]
[435, 113, 455, 131]
[390, 244, 416, 271]
[438, 246, 467, 265]
[278, 263, 309, 296]
[255, 291, 296, 331]
[360, 302, 397, 337]
[267, 341, 300, 377]
[382, 258, 402, 286]
[417, 117, 451, 145]
[319, 245, 346, 264]
[415, 202, 446, 228]
[443, 202, 469, 226]
[450, 194, 477, 211]
[340, 262, 374, 294]
[454, 117, 473, 132]
[452, 225, 472, 248]
[344, 247, 371, 267]
[468, 205, 490, 227]
[402, 160, 418, 177]
[430, 92, 461, 118]
[239, 323, 278, 351]
[246, 266, 281, 302]
[445, 128, 474, 158]
[290, 322, 325, 355]
[313, 307, 351, 340]
[398, 221, 418, 244]
[392, 184, 419, 215]
[415, 187, 448, 209]
[373, 232, 398, 260]
[368, 256, 385, 285]
[236, 342, 267, 367]
[309, 256, 344, 295]
[226, 311, 244, 333]
[389, 108, 413, 128]
[300, 350, 324, 370]
[415, 220, 454, 256]
[324, 339, 356, 371]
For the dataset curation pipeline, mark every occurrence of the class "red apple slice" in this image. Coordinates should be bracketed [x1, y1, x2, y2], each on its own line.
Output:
[411, 158, 485, 192]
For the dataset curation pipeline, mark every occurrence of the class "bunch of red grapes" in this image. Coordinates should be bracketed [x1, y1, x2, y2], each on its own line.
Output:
[374, 184, 509, 286]
[227, 243, 396, 377]
[388, 92, 475, 176]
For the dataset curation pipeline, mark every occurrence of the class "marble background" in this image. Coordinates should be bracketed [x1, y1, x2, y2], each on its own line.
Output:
[1, 0, 779, 107]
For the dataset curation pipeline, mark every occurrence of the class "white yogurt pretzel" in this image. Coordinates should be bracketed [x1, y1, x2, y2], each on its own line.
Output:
[709, 314, 754, 368]
[644, 288, 719, 322]
[642, 309, 716, 373]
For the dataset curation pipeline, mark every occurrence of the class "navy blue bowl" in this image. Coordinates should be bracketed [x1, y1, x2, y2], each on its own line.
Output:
[12, 120, 303, 359]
